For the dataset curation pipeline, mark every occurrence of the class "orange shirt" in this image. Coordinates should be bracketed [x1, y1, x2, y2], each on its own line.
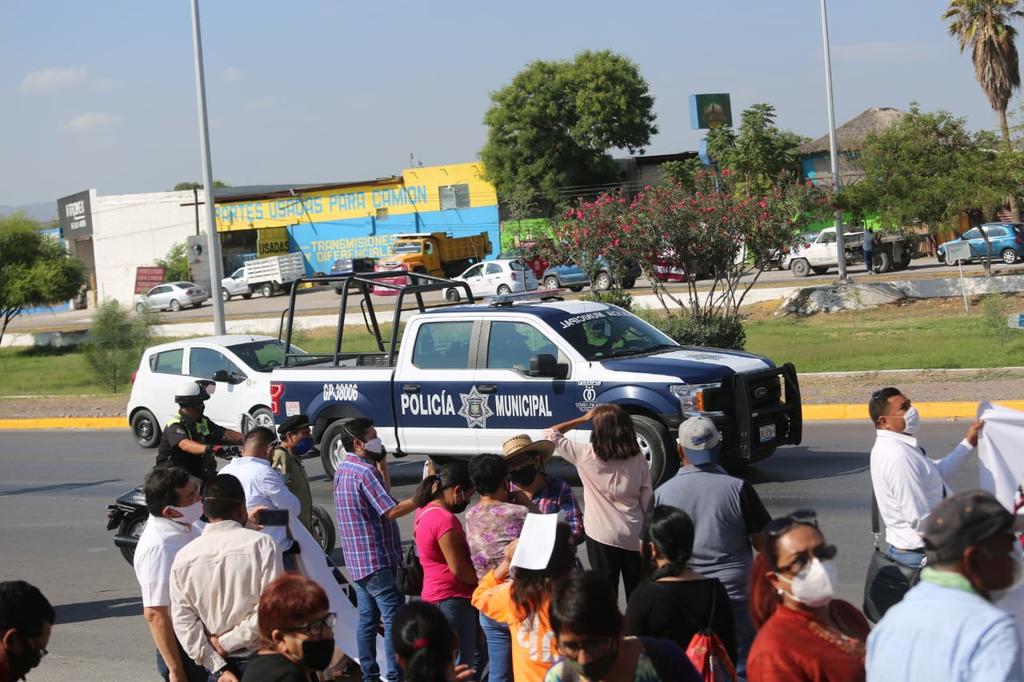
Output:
[471, 570, 558, 682]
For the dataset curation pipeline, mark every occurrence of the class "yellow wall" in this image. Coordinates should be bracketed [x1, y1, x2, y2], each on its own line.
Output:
[214, 161, 497, 232]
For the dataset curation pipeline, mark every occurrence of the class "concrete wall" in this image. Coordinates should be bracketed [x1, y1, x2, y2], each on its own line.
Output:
[91, 190, 208, 306]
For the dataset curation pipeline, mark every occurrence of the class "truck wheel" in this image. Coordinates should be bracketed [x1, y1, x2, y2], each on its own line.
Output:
[247, 407, 274, 434]
[131, 409, 160, 448]
[309, 506, 336, 554]
[261, 282, 274, 298]
[117, 512, 147, 564]
[874, 251, 892, 273]
[445, 288, 461, 302]
[790, 259, 810, 278]
[221, 288, 231, 302]
[497, 284, 512, 296]
[169, 299, 181, 312]
[1002, 249, 1019, 265]
[631, 415, 677, 485]
[319, 420, 352, 478]
[594, 272, 612, 291]
[544, 276, 560, 290]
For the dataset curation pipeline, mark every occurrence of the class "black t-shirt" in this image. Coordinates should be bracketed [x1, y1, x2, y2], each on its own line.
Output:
[241, 653, 315, 682]
[154, 412, 226, 478]
[625, 577, 737, 665]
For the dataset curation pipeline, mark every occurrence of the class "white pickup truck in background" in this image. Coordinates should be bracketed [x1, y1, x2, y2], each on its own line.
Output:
[781, 227, 915, 277]
[221, 252, 306, 300]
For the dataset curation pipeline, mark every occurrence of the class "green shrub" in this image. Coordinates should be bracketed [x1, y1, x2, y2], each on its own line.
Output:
[581, 288, 633, 311]
[83, 300, 154, 393]
[981, 293, 1014, 349]
[636, 308, 746, 350]
[155, 242, 190, 282]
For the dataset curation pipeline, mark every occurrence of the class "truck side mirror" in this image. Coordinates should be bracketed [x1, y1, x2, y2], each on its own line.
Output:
[212, 369, 230, 382]
[527, 353, 566, 379]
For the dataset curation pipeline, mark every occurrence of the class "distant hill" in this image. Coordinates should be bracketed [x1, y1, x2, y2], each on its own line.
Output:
[0, 201, 58, 223]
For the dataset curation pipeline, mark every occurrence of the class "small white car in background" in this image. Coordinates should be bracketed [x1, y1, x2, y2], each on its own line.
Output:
[444, 259, 539, 301]
[126, 335, 305, 448]
[135, 281, 208, 312]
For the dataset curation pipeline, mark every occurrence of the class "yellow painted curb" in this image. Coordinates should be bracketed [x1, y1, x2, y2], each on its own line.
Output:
[0, 417, 127, 430]
[802, 400, 1024, 421]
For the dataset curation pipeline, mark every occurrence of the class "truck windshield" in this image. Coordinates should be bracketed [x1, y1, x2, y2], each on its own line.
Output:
[392, 242, 422, 254]
[229, 340, 307, 372]
[551, 309, 678, 361]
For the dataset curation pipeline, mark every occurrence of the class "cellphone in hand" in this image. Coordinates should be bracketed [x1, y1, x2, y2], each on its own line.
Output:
[256, 509, 290, 526]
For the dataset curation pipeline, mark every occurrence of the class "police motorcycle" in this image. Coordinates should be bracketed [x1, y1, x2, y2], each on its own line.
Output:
[106, 446, 337, 565]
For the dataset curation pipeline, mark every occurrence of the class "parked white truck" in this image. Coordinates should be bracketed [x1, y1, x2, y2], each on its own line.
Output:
[781, 227, 915, 277]
[221, 252, 306, 300]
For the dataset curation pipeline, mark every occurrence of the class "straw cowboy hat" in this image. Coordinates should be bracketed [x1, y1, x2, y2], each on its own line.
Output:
[502, 434, 555, 463]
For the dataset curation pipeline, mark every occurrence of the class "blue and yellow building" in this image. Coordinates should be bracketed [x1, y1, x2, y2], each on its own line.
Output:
[213, 161, 499, 273]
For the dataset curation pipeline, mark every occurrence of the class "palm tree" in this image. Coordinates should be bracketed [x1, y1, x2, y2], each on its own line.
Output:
[945, 0, 1024, 253]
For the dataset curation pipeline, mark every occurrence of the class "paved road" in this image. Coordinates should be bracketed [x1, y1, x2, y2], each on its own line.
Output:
[0, 422, 982, 681]
[11, 254, 1007, 332]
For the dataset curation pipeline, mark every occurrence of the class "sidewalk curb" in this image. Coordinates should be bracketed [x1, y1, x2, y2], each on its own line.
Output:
[1, 400, 1021, 430]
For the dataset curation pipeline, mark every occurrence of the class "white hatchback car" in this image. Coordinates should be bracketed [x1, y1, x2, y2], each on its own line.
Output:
[126, 335, 305, 448]
[444, 259, 539, 302]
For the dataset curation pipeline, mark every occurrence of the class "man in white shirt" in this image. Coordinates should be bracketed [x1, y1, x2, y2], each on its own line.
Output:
[170, 474, 283, 682]
[219, 426, 302, 568]
[133, 466, 207, 682]
[868, 387, 983, 569]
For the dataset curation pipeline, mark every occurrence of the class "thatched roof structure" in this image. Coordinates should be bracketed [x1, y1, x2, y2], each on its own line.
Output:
[797, 107, 905, 155]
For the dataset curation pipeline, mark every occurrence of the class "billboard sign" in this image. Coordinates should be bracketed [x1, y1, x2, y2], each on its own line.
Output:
[57, 190, 95, 237]
[690, 94, 733, 130]
[134, 266, 166, 294]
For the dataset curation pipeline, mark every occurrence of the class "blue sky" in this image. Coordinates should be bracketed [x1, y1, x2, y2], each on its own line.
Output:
[0, 1, 1012, 206]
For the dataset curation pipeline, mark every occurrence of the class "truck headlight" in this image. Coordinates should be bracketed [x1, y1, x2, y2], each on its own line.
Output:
[669, 383, 720, 415]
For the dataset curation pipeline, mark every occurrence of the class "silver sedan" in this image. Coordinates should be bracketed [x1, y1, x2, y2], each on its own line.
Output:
[135, 281, 208, 312]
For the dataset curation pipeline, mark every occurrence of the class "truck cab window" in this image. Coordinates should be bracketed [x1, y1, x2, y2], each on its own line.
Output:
[412, 322, 473, 369]
[487, 322, 558, 372]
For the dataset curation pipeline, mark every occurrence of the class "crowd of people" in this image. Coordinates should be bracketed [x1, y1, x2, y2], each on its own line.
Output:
[4, 383, 1024, 682]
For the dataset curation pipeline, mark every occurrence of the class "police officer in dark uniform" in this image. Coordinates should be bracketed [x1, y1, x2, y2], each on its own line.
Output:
[155, 380, 242, 480]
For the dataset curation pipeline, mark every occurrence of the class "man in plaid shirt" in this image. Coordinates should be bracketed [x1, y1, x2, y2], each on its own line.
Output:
[504, 435, 585, 545]
[334, 418, 415, 682]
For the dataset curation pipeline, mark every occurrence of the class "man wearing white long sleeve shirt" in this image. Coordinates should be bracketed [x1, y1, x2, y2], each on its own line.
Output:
[219, 426, 302, 567]
[868, 387, 984, 569]
[170, 473, 283, 682]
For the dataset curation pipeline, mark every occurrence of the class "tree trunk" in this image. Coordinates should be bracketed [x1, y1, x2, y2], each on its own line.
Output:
[998, 107, 1021, 223]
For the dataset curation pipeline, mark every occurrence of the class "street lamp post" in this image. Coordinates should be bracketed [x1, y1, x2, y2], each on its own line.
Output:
[189, 0, 227, 334]
[819, 0, 848, 281]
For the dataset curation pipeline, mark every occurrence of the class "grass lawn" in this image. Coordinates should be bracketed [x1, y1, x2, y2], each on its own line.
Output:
[1, 299, 1020, 396]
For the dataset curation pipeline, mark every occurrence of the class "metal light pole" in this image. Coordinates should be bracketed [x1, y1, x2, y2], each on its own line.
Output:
[189, 0, 226, 334]
[819, 0, 848, 281]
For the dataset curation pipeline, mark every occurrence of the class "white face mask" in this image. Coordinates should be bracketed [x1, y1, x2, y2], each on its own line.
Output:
[901, 406, 920, 436]
[777, 557, 837, 607]
[363, 437, 384, 454]
[167, 500, 203, 526]
[991, 544, 1024, 603]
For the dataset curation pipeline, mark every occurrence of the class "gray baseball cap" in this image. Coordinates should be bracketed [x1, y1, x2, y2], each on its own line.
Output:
[677, 416, 721, 465]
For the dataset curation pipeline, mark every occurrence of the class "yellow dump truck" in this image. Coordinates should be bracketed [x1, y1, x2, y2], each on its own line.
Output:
[378, 232, 492, 277]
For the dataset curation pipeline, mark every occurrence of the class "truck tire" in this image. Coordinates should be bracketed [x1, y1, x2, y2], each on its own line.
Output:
[319, 420, 352, 478]
[594, 271, 612, 291]
[874, 251, 892, 273]
[790, 259, 811, 278]
[1002, 249, 1019, 265]
[261, 282, 274, 298]
[221, 288, 231, 302]
[117, 512, 148, 564]
[631, 415, 676, 485]
[248, 407, 274, 434]
[131, 409, 160, 448]
[309, 506, 336, 554]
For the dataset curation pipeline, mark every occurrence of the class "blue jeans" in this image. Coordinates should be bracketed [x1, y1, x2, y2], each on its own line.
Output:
[436, 597, 479, 673]
[886, 546, 925, 569]
[353, 568, 405, 682]
[732, 599, 755, 682]
[865, 250, 874, 272]
[479, 612, 511, 682]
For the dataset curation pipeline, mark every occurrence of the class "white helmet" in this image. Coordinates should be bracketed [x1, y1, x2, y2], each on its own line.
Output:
[174, 380, 213, 405]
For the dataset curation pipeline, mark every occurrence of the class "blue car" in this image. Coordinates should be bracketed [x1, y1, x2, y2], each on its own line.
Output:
[541, 257, 641, 292]
[938, 223, 1024, 265]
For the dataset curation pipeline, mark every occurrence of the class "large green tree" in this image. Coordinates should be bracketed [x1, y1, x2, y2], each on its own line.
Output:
[841, 106, 1012, 270]
[0, 213, 86, 346]
[705, 103, 806, 192]
[481, 50, 657, 206]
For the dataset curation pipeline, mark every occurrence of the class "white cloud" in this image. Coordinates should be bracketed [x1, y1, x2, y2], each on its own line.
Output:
[20, 66, 89, 93]
[62, 112, 122, 133]
[223, 67, 244, 81]
[832, 42, 931, 64]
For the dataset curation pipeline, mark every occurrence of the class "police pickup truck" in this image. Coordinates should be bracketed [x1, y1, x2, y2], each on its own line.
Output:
[271, 272, 801, 483]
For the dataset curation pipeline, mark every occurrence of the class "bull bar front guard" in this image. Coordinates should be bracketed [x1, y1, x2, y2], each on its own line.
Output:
[731, 362, 802, 461]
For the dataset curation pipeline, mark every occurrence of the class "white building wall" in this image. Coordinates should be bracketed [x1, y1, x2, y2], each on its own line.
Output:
[90, 190, 211, 306]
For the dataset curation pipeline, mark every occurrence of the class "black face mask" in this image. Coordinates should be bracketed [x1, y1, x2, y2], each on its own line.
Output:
[12, 633, 44, 677]
[301, 637, 335, 671]
[508, 464, 538, 488]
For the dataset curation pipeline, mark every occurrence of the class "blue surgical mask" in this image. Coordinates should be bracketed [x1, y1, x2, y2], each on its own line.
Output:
[293, 436, 314, 456]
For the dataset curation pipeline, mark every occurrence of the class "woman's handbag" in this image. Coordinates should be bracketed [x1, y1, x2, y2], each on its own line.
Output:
[396, 541, 423, 596]
[863, 493, 921, 622]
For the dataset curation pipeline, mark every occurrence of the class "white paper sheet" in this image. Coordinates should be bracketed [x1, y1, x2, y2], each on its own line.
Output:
[511, 513, 559, 570]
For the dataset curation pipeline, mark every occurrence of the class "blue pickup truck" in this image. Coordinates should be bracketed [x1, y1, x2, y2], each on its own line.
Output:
[271, 273, 802, 483]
